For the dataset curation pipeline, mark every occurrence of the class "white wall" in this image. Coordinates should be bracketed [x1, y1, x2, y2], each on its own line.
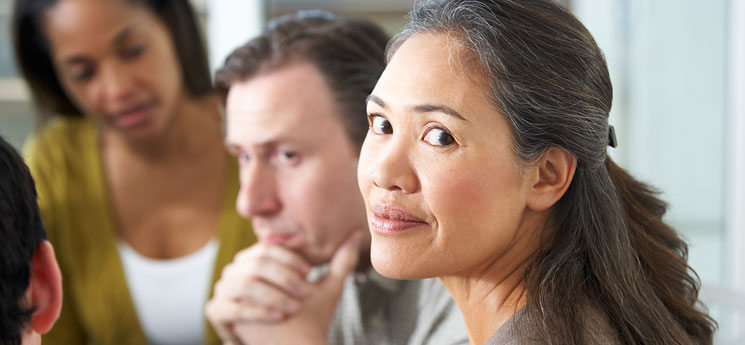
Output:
[627, 0, 727, 239]
[575, 1, 745, 338]
[572, 0, 630, 166]
[729, 0, 745, 291]
[575, 0, 729, 285]
[205, 0, 265, 73]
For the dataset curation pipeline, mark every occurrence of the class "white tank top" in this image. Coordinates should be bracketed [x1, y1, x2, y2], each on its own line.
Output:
[117, 239, 219, 345]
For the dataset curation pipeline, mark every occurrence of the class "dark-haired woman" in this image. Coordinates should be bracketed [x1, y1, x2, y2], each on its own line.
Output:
[13, 0, 255, 344]
[358, 0, 716, 344]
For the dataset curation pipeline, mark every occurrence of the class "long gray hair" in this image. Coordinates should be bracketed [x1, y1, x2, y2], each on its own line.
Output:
[388, 1, 716, 344]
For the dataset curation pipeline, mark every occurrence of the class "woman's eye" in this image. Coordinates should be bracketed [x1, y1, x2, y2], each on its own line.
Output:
[423, 128, 456, 147]
[121, 45, 145, 60]
[70, 66, 95, 82]
[369, 115, 392, 135]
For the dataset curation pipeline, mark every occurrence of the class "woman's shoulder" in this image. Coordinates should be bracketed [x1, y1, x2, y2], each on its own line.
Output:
[487, 303, 621, 345]
[486, 306, 544, 345]
[22, 116, 99, 196]
[23, 116, 95, 162]
[26, 116, 93, 146]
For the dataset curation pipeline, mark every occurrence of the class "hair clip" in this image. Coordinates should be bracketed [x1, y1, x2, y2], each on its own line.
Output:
[608, 125, 618, 148]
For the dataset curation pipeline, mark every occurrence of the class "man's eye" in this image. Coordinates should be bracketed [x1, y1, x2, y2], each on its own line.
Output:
[277, 150, 300, 165]
[280, 151, 296, 159]
[238, 151, 251, 162]
[369, 115, 392, 135]
[423, 128, 456, 147]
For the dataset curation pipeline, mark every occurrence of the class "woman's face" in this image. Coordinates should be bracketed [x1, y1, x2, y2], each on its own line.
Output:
[44, 0, 184, 141]
[358, 33, 535, 279]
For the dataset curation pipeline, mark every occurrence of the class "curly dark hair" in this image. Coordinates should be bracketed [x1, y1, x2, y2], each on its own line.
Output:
[0, 136, 48, 345]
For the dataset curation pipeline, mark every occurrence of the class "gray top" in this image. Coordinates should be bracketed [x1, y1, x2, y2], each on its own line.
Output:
[325, 268, 469, 345]
[485, 304, 621, 345]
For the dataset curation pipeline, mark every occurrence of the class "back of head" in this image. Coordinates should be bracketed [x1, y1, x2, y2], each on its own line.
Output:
[12, 0, 212, 122]
[389, 0, 716, 344]
[215, 10, 390, 148]
[0, 137, 47, 345]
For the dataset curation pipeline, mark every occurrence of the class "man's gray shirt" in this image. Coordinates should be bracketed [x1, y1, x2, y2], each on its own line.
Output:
[325, 268, 468, 345]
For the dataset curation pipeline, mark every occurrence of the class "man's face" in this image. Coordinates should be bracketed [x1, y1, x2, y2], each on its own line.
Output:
[226, 62, 368, 266]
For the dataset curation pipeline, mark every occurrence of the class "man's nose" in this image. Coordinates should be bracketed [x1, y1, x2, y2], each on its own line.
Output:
[236, 163, 282, 218]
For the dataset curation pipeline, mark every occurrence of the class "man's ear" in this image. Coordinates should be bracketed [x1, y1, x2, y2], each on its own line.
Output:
[526, 147, 577, 212]
[27, 240, 62, 334]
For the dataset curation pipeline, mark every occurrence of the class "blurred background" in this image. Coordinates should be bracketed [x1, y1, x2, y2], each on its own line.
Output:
[1, 0, 743, 341]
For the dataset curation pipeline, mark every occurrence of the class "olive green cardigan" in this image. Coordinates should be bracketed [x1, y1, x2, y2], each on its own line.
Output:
[24, 117, 256, 345]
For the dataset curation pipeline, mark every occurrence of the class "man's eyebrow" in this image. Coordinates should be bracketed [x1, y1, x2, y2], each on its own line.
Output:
[225, 138, 303, 154]
[224, 142, 242, 155]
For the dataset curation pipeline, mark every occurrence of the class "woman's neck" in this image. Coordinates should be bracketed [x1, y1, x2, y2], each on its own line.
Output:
[439, 213, 546, 345]
[440, 258, 527, 345]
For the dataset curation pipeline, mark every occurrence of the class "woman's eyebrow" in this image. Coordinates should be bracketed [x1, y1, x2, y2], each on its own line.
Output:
[366, 94, 467, 122]
[366, 94, 386, 108]
[410, 104, 467, 122]
[113, 26, 134, 45]
[60, 27, 135, 66]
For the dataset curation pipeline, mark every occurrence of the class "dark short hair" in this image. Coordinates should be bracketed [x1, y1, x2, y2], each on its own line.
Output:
[12, 0, 212, 122]
[0, 137, 47, 345]
[215, 10, 389, 148]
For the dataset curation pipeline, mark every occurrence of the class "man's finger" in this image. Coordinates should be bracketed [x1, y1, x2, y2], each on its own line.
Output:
[205, 297, 285, 324]
[235, 243, 311, 275]
[205, 300, 244, 345]
[218, 259, 308, 299]
[237, 280, 302, 313]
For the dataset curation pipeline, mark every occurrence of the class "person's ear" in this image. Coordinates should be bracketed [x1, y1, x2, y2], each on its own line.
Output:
[525, 147, 577, 211]
[27, 240, 62, 334]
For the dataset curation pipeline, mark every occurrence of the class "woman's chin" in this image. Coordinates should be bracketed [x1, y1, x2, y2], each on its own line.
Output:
[370, 244, 438, 280]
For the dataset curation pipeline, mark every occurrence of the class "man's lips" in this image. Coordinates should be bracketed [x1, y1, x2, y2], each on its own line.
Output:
[369, 204, 428, 233]
[258, 233, 301, 246]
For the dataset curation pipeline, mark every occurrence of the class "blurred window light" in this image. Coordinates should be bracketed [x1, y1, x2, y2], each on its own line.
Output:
[573, 0, 745, 339]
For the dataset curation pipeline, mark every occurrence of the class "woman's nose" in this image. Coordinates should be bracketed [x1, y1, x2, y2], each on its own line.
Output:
[99, 63, 136, 103]
[366, 137, 419, 194]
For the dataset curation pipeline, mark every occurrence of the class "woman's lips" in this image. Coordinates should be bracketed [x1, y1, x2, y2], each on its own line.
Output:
[113, 103, 154, 128]
[370, 204, 428, 233]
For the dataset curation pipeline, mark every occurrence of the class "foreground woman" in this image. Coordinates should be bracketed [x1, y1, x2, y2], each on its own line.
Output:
[357, 0, 716, 344]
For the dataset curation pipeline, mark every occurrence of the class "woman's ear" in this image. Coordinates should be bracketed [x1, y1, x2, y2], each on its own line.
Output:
[27, 240, 62, 334]
[526, 147, 577, 211]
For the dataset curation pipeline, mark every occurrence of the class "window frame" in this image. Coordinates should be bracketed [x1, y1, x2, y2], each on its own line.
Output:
[0, 1, 28, 102]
